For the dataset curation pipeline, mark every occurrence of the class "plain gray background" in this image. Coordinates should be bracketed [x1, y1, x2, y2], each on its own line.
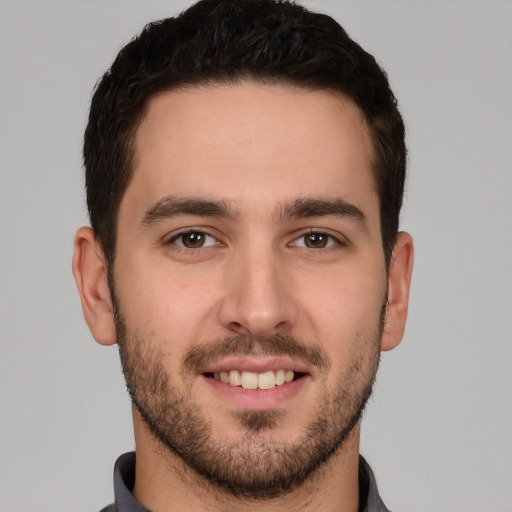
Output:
[1, 1, 511, 511]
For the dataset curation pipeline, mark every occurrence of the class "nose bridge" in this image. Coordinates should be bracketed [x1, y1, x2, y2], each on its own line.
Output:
[219, 236, 297, 337]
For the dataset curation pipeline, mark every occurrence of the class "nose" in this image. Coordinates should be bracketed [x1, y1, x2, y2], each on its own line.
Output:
[218, 243, 299, 338]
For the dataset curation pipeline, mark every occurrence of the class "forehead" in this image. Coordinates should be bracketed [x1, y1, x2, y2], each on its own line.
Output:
[125, 83, 377, 221]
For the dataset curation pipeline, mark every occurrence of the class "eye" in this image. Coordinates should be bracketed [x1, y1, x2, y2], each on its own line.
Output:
[170, 231, 217, 249]
[293, 232, 338, 249]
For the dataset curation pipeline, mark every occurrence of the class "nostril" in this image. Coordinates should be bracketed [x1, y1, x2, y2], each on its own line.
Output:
[274, 320, 292, 332]
[227, 321, 252, 336]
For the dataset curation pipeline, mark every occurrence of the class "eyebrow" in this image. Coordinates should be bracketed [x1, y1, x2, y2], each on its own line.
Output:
[141, 196, 236, 227]
[140, 195, 368, 231]
[276, 197, 368, 229]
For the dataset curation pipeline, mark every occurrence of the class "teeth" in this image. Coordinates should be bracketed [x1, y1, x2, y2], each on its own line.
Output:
[258, 371, 276, 390]
[229, 370, 241, 386]
[241, 371, 258, 389]
[216, 370, 295, 389]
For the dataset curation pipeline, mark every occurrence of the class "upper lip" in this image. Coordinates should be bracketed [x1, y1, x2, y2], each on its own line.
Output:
[200, 356, 312, 375]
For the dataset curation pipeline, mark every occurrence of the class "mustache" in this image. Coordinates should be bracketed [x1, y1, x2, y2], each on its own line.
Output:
[182, 333, 331, 374]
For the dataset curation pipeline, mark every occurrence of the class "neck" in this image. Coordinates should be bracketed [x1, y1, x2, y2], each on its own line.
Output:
[131, 409, 361, 512]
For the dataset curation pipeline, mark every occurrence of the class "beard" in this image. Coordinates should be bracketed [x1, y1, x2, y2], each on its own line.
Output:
[114, 302, 383, 500]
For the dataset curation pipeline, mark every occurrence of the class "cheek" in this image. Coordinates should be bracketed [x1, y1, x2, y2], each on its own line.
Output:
[114, 257, 219, 344]
[298, 264, 386, 350]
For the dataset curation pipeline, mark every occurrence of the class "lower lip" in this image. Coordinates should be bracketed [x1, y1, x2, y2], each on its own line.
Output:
[201, 374, 310, 410]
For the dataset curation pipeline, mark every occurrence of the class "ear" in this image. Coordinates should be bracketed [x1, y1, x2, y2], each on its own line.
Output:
[381, 231, 414, 351]
[72, 227, 117, 346]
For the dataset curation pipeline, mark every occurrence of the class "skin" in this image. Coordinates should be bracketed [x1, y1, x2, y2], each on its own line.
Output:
[73, 83, 413, 512]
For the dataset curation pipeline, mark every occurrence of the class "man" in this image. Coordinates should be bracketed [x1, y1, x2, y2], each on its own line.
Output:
[72, 0, 413, 510]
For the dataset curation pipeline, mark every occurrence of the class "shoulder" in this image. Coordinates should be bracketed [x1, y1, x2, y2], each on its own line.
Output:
[359, 455, 392, 512]
[99, 505, 116, 512]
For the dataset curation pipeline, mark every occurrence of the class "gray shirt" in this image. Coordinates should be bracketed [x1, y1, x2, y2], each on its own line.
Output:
[100, 452, 391, 512]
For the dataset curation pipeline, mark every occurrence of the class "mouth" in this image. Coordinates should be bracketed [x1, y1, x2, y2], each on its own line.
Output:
[203, 369, 306, 390]
[198, 356, 312, 410]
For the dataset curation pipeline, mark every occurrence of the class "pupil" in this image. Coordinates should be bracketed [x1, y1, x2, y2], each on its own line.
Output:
[306, 233, 327, 248]
[184, 232, 204, 248]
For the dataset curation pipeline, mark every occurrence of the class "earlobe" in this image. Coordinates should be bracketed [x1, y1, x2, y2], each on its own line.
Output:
[72, 227, 117, 346]
[381, 231, 414, 352]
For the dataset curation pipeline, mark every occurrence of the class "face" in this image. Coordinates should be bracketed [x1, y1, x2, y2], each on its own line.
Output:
[113, 83, 388, 497]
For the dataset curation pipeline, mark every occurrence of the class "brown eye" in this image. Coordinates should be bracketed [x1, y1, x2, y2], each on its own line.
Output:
[303, 233, 329, 248]
[172, 231, 216, 249]
[181, 232, 205, 248]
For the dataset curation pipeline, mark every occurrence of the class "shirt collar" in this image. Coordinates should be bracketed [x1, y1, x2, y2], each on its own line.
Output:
[110, 452, 148, 512]
[358, 455, 391, 512]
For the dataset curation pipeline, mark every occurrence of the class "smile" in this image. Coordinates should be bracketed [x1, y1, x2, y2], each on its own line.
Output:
[207, 369, 299, 390]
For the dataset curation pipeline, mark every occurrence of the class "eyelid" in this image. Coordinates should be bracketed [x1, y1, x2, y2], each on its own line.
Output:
[166, 228, 222, 248]
[163, 227, 347, 249]
[289, 229, 347, 248]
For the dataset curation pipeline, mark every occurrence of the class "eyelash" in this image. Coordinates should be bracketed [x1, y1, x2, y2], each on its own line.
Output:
[167, 229, 221, 250]
[289, 230, 345, 250]
[166, 229, 345, 252]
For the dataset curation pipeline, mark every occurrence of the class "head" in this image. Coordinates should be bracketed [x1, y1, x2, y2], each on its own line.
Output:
[84, 0, 406, 271]
[75, 0, 413, 502]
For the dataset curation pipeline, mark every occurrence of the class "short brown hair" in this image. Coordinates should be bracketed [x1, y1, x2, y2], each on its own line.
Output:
[84, 0, 406, 267]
